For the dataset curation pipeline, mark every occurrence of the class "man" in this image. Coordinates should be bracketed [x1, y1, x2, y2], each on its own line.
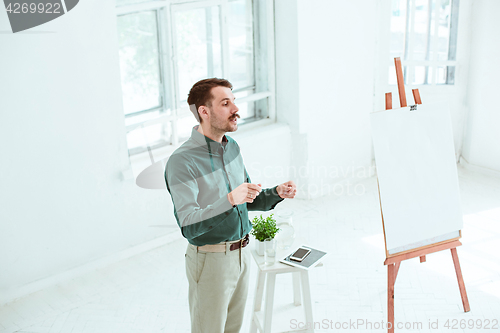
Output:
[165, 78, 297, 333]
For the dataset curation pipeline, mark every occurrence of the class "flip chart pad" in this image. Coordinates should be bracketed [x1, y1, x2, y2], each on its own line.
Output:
[370, 101, 463, 255]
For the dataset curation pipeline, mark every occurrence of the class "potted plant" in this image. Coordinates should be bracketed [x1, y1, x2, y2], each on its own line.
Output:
[251, 214, 280, 256]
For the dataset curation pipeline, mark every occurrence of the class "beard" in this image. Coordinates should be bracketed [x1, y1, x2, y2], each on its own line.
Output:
[209, 110, 240, 133]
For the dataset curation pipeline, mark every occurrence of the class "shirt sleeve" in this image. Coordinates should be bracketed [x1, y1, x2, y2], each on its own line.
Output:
[165, 155, 234, 240]
[245, 168, 284, 211]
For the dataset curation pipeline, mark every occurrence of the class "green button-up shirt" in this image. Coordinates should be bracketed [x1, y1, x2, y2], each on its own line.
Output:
[164, 126, 284, 246]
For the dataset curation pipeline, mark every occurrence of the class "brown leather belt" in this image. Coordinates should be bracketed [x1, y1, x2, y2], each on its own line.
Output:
[192, 234, 250, 253]
[229, 234, 250, 251]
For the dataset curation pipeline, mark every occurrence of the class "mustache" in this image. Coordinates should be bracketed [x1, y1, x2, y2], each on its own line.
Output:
[230, 114, 240, 120]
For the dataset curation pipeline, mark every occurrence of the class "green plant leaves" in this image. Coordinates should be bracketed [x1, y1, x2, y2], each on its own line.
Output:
[250, 214, 280, 242]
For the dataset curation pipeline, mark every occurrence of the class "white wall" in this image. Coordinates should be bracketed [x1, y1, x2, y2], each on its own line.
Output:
[0, 0, 174, 303]
[461, 0, 500, 172]
[232, 123, 292, 188]
[275, 0, 377, 199]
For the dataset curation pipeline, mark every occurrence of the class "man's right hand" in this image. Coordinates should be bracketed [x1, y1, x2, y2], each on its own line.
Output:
[227, 183, 262, 206]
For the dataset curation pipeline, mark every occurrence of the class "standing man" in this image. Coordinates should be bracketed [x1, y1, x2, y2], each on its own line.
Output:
[164, 78, 297, 333]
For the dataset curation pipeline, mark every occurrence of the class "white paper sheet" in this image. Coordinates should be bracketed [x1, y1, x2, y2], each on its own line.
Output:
[370, 101, 463, 253]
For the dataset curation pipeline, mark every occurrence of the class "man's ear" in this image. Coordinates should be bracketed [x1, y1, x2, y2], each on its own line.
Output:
[198, 106, 209, 122]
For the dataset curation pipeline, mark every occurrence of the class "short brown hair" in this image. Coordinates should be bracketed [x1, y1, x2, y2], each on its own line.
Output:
[187, 78, 233, 123]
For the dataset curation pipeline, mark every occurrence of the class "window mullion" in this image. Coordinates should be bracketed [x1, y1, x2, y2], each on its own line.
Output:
[205, 7, 214, 77]
[171, 0, 222, 12]
[403, 0, 412, 62]
[237, 91, 271, 104]
[448, 0, 459, 61]
[446, 0, 459, 84]
[125, 106, 163, 119]
[116, 1, 168, 15]
[407, 0, 416, 85]
[431, 0, 440, 85]
[424, 0, 433, 84]
[220, 0, 230, 79]
[264, 0, 275, 119]
[168, 3, 180, 146]
[160, 4, 178, 145]
[155, 9, 169, 144]
[253, 0, 262, 94]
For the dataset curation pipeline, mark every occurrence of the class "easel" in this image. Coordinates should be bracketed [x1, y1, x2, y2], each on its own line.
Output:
[380, 57, 470, 333]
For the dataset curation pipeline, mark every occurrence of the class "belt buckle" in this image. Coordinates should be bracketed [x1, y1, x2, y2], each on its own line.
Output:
[241, 234, 249, 249]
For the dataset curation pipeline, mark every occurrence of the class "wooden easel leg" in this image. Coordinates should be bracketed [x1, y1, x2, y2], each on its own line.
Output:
[451, 248, 470, 312]
[412, 88, 422, 104]
[385, 92, 392, 110]
[394, 262, 400, 283]
[388, 263, 395, 333]
[394, 57, 407, 107]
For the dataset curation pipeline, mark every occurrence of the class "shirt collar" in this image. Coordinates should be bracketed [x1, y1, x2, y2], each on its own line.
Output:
[190, 125, 228, 151]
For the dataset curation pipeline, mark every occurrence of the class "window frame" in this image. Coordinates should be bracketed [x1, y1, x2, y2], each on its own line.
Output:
[116, 0, 276, 157]
[388, 0, 460, 86]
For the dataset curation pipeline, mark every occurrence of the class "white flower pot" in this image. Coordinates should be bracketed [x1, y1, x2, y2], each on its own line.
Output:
[255, 238, 277, 256]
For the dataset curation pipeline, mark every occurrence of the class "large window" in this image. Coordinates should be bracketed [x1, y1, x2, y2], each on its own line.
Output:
[116, 0, 274, 156]
[389, 0, 459, 85]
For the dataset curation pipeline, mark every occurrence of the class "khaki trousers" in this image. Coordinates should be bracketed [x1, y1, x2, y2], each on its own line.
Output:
[185, 243, 250, 333]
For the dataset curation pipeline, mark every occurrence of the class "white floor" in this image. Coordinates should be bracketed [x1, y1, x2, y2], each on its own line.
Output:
[2, 166, 500, 333]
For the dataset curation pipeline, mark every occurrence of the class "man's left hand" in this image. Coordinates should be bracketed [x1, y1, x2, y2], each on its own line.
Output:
[277, 181, 297, 199]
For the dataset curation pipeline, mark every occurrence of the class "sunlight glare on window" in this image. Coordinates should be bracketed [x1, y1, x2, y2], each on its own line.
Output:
[412, 0, 431, 62]
[390, 0, 407, 60]
[174, 6, 222, 104]
[118, 12, 162, 115]
[437, 0, 452, 61]
[228, 0, 254, 90]
[389, 0, 458, 85]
